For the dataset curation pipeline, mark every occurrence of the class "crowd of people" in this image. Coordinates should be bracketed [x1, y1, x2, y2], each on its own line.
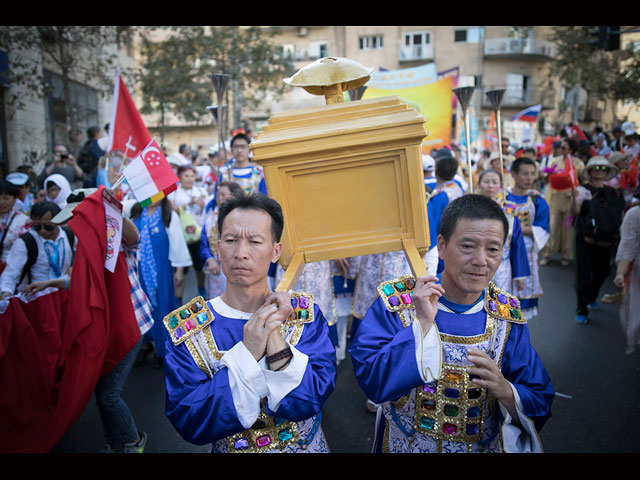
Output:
[2, 118, 638, 454]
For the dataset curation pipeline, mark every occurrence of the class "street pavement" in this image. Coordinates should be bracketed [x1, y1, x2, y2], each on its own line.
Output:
[51, 254, 640, 453]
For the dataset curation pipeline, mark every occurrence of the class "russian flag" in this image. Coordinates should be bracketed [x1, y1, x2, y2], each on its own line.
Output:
[512, 104, 542, 123]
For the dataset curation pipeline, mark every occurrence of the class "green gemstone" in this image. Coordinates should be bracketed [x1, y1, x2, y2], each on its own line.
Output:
[278, 428, 294, 442]
[169, 315, 179, 328]
[394, 282, 406, 292]
[179, 310, 190, 319]
[510, 308, 521, 319]
[444, 404, 459, 417]
[298, 309, 309, 320]
[251, 420, 266, 430]
[419, 416, 435, 430]
[382, 284, 395, 296]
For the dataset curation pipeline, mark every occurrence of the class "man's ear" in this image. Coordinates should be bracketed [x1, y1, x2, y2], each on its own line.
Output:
[272, 242, 283, 263]
[436, 234, 446, 260]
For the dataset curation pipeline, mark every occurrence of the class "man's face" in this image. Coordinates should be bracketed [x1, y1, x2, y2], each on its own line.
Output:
[231, 139, 250, 164]
[512, 163, 537, 190]
[437, 218, 504, 301]
[501, 142, 509, 154]
[53, 145, 68, 162]
[218, 208, 281, 288]
[31, 211, 59, 241]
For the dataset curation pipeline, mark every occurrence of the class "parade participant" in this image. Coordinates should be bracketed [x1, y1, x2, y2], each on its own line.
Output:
[163, 193, 336, 452]
[6, 171, 35, 213]
[218, 133, 267, 195]
[506, 157, 550, 320]
[424, 151, 464, 275]
[349, 194, 554, 453]
[0, 180, 32, 271]
[169, 165, 209, 299]
[571, 157, 624, 324]
[44, 174, 72, 210]
[0, 201, 75, 299]
[199, 181, 244, 299]
[129, 197, 192, 368]
[540, 139, 585, 266]
[476, 169, 529, 294]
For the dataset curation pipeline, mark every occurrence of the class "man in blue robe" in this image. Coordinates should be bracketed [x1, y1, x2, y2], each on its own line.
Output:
[425, 151, 464, 274]
[350, 194, 554, 453]
[506, 157, 550, 319]
[163, 193, 336, 452]
[218, 133, 267, 196]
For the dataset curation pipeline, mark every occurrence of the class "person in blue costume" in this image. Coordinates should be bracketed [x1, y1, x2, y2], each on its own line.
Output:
[425, 150, 465, 275]
[129, 198, 192, 368]
[477, 169, 530, 294]
[350, 194, 554, 453]
[506, 157, 550, 319]
[218, 133, 267, 196]
[163, 193, 337, 452]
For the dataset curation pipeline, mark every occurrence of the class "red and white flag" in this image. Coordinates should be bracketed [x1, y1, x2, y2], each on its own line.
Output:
[122, 138, 178, 207]
[107, 69, 152, 159]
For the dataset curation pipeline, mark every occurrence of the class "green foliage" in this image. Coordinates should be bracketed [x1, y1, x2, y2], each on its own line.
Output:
[546, 26, 640, 106]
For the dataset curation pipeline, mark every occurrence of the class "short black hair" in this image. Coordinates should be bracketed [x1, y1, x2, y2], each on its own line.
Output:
[511, 156, 537, 173]
[230, 133, 251, 149]
[87, 126, 101, 139]
[435, 154, 459, 181]
[0, 180, 20, 197]
[30, 201, 61, 220]
[217, 193, 284, 243]
[439, 194, 509, 245]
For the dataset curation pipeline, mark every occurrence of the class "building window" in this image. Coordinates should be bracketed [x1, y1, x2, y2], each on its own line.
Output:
[359, 35, 383, 50]
[454, 27, 484, 44]
[401, 30, 432, 60]
[43, 70, 100, 154]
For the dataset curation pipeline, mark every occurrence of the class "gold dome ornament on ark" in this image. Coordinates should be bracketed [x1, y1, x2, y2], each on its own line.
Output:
[283, 57, 374, 105]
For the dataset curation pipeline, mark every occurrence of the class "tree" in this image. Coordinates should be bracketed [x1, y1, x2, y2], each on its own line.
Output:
[136, 28, 213, 145]
[0, 26, 137, 156]
[546, 26, 640, 114]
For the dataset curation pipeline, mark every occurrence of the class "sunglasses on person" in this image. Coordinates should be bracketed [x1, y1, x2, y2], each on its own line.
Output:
[32, 223, 56, 232]
[592, 165, 609, 171]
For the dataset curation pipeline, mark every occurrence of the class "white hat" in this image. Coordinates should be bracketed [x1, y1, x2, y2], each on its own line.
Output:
[422, 154, 435, 171]
[6, 172, 29, 186]
[51, 188, 98, 225]
[622, 121, 636, 136]
[168, 152, 189, 166]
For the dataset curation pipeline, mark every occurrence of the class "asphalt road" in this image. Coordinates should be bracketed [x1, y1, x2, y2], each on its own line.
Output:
[51, 253, 640, 453]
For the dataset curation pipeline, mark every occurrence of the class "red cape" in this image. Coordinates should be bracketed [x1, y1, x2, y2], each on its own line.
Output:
[0, 186, 140, 452]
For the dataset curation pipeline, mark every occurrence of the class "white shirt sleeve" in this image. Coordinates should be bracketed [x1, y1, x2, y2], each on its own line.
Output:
[167, 211, 193, 268]
[0, 237, 27, 294]
[499, 383, 544, 453]
[219, 341, 269, 429]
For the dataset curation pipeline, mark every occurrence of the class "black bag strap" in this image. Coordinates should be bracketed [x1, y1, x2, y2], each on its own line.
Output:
[17, 232, 38, 290]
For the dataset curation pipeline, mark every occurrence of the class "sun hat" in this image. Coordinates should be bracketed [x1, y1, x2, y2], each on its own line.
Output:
[582, 156, 618, 182]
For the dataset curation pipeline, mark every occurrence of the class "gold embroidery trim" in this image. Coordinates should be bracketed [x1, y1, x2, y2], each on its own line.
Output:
[227, 401, 299, 453]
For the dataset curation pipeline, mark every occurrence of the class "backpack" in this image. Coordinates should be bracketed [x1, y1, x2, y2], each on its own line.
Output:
[17, 226, 75, 291]
[77, 140, 96, 175]
[581, 185, 625, 243]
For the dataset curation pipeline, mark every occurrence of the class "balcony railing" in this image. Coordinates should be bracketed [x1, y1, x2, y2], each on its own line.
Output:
[399, 44, 434, 62]
[484, 38, 556, 58]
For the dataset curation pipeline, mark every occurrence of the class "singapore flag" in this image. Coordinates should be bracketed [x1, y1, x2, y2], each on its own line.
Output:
[122, 138, 178, 206]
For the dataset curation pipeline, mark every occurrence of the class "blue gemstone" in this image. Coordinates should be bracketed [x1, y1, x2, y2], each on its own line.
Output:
[234, 437, 250, 450]
[466, 423, 479, 436]
[467, 406, 480, 418]
[291, 298, 298, 308]
[444, 388, 460, 399]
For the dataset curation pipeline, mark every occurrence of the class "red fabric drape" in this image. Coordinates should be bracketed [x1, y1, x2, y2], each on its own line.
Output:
[0, 186, 139, 452]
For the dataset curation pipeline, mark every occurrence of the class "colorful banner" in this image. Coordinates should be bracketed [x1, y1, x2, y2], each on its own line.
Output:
[367, 63, 438, 89]
[362, 75, 453, 151]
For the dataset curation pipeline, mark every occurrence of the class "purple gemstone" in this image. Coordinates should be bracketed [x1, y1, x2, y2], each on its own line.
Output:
[299, 296, 309, 309]
[388, 295, 400, 306]
[174, 326, 185, 340]
[234, 437, 250, 450]
[497, 293, 507, 304]
[509, 297, 518, 308]
[442, 423, 458, 435]
[488, 300, 497, 312]
[423, 382, 436, 393]
[256, 434, 272, 447]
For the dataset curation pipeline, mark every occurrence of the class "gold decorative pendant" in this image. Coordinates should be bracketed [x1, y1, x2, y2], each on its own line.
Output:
[414, 364, 486, 443]
[377, 274, 417, 312]
[163, 296, 213, 345]
[228, 405, 299, 453]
